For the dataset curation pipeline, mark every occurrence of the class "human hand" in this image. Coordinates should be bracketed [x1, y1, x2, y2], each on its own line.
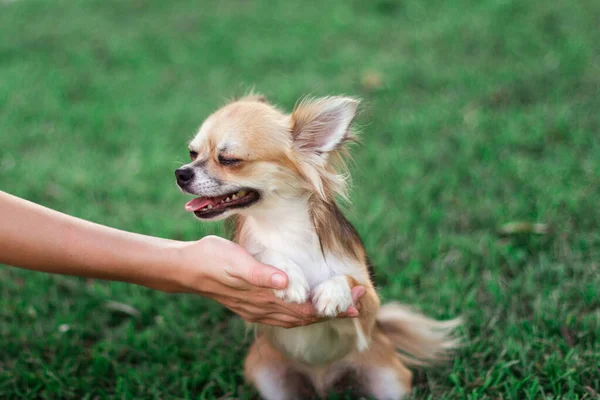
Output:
[172, 235, 365, 328]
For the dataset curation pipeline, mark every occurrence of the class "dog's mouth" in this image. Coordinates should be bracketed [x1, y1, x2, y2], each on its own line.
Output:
[184, 189, 260, 219]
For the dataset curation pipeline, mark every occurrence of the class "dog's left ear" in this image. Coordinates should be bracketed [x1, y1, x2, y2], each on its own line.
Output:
[291, 96, 359, 153]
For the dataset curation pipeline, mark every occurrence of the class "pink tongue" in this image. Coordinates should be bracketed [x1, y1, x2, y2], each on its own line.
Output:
[185, 197, 213, 212]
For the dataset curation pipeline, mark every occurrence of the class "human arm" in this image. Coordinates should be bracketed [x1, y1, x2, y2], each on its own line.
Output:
[0, 191, 362, 327]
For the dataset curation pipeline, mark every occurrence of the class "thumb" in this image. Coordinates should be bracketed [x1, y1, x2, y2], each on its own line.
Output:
[245, 261, 289, 289]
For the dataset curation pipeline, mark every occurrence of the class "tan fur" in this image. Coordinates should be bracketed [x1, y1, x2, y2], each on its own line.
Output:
[347, 276, 380, 340]
[288, 96, 358, 200]
[181, 94, 461, 399]
[376, 303, 463, 366]
[310, 198, 367, 262]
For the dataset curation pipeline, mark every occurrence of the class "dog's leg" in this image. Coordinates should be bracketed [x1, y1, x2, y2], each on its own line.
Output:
[312, 276, 381, 353]
[244, 336, 311, 400]
[351, 329, 413, 400]
[254, 250, 309, 304]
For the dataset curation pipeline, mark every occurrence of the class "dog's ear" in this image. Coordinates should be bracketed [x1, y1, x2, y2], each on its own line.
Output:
[291, 96, 359, 153]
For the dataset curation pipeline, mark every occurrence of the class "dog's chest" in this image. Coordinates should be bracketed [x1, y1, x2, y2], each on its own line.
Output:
[244, 216, 333, 287]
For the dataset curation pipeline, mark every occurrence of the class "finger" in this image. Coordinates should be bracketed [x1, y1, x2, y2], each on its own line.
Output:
[210, 294, 244, 312]
[235, 300, 316, 327]
[213, 300, 296, 328]
[261, 313, 308, 325]
[351, 285, 366, 304]
[273, 300, 317, 319]
[255, 318, 297, 329]
[268, 301, 358, 322]
[238, 261, 289, 290]
[344, 306, 360, 317]
[334, 305, 360, 318]
[258, 291, 316, 318]
[233, 303, 291, 321]
[213, 291, 310, 324]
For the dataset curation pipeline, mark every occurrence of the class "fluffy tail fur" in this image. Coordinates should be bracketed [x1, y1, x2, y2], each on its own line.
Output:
[376, 303, 462, 366]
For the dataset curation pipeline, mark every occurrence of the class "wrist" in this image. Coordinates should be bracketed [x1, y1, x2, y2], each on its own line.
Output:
[140, 239, 192, 293]
[160, 239, 209, 294]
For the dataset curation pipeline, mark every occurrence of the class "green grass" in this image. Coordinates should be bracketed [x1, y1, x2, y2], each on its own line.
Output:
[1, 0, 599, 398]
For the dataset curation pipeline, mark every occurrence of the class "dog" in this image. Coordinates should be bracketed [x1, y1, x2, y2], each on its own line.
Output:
[175, 93, 460, 399]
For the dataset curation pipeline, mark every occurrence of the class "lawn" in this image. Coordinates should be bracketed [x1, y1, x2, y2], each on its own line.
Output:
[1, 0, 599, 398]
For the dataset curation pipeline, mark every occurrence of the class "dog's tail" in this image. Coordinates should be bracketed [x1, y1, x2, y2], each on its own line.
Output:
[376, 303, 462, 366]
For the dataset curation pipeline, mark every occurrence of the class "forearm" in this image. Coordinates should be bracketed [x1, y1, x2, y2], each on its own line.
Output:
[0, 191, 183, 291]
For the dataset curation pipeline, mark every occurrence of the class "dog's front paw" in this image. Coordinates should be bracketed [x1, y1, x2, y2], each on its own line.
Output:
[312, 276, 353, 317]
[273, 270, 310, 304]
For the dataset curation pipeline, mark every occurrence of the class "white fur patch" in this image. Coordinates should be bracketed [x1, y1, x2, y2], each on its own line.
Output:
[242, 196, 333, 288]
[254, 366, 293, 400]
[312, 276, 353, 317]
[353, 318, 369, 352]
[269, 320, 356, 365]
[364, 368, 408, 400]
[273, 277, 310, 303]
[325, 252, 369, 283]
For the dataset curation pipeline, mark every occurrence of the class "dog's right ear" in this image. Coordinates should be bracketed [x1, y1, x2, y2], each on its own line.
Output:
[291, 96, 359, 154]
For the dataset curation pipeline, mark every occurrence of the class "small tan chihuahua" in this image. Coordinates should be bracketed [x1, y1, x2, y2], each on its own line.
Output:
[175, 94, 460, 400]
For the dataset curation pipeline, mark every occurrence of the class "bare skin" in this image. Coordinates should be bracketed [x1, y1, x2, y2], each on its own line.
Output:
[0, 191, 363, 328]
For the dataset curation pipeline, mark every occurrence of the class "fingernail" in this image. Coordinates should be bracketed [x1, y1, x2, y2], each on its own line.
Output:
[271, 273, 286, 289]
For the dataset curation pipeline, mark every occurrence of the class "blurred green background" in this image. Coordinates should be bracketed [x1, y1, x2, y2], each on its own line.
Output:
[1, 0, 599, 398]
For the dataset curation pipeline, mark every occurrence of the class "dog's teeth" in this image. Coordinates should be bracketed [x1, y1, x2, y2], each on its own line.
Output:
[238, 190, 246, 197]
[225, 197, 231, 202]
[207, 205, 213, 209]
[231, 194, 237, 200]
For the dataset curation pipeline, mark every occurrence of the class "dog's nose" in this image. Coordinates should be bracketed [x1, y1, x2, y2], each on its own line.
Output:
[175, 168, 194, 185]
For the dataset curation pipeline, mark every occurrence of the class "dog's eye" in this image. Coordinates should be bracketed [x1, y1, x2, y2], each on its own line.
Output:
[218, 155, 242, 166]
[189, 150, 198, 160]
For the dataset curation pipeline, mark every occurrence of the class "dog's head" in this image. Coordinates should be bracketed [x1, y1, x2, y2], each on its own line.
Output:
[175, 94, 359, 220]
